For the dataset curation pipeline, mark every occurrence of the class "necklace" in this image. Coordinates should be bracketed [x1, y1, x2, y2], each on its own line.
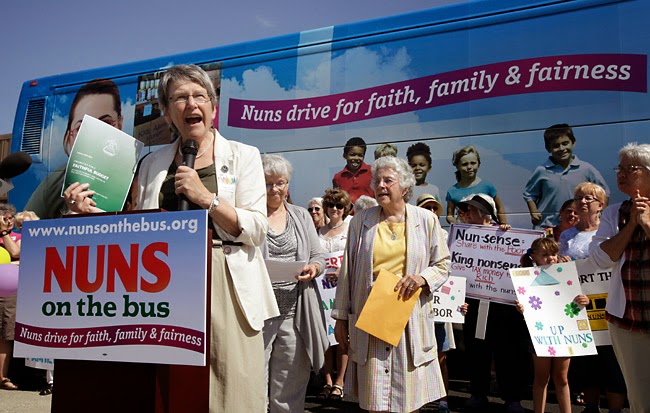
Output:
[328, 221, 345, 230]
[382, 210, 405, 240]
[177, 140, 212, 160]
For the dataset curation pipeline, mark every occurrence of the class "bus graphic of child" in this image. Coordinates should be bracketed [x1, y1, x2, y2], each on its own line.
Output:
[445, 145, 507, 225]
[332, 137, 373, 205]
[523, 123, 609, 229]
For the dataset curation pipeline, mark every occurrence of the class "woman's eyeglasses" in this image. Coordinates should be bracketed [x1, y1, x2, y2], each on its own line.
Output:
[614, 165, 647, 175]
[307, 207, 321, 213]
[326, 202, 346, 210]
[266, 181, 288, 190]
[169, 93, 211, 105]
[574, 195, 598, 203]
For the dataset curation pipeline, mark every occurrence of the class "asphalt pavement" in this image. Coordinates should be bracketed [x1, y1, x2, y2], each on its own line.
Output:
[0, 343, 630, 413]
[1, 377, 630, 413]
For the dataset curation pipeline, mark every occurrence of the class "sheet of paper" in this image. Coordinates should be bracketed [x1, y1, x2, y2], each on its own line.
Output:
[355, 269, 421, 347]
[62, 115, 144, 212]
[264, 260, 307, 283]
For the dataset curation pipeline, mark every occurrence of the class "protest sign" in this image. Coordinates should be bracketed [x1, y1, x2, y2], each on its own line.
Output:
[448, 223, 544, 303]
[315, 250, 344, 345]
[14, 210, 208, 366]
[432, 275, 466, 323]
[574, 258, 613, 346]
[510, 261, 597, 357]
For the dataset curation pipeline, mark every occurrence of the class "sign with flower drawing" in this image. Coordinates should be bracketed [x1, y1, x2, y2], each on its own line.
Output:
[509, 261, 597, 357]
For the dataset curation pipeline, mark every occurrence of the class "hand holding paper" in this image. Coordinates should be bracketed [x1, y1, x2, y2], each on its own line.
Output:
[394, 273, 427, 300]
[62, 115, 144, 212]
[63, 182, 101, 214]
[296, 263, 320, 282]
[355, 269, 421, 346]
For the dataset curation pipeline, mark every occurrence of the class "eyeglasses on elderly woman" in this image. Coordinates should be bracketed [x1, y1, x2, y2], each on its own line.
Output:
[613, 165, 648, 174]
[307, 206, 321, 213]
[169, 93, 211, 105]
[265, 180, 288, 190]
[573, 195, 599, 203]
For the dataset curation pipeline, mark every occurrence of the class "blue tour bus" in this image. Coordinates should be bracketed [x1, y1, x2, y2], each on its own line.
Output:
[9, 0, 650, 229]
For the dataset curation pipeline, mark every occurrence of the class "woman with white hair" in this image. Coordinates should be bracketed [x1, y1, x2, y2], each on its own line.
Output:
[127, 64, 278, 412]
[333, 156, 449, 412]
[261, 154, 329, 413]
[354, 195, 378, 212]
[307, 197, 328, 231]
[589, 142, 650, 412]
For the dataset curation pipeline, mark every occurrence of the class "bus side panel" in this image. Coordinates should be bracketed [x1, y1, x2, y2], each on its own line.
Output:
[217, 0, 648, 228]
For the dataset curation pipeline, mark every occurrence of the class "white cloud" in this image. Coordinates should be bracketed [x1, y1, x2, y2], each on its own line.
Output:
[255, 15, 276, 29]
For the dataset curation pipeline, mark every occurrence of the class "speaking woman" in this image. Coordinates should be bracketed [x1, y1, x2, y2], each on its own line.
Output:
[85, 64, 280, 412]
[333, 156, 449, 412]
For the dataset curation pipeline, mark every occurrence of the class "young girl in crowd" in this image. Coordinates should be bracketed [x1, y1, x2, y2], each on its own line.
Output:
[446, 145, 507, 225]
[517, 237, 589, 413]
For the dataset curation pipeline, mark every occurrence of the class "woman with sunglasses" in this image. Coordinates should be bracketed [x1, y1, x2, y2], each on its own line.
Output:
[590, 142, 650, 412]
[307, 197, 328, 231]
[317, 188, 352, 402]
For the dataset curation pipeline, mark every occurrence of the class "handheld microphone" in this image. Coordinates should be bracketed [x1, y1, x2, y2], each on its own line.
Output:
[178, 140, 198, 211]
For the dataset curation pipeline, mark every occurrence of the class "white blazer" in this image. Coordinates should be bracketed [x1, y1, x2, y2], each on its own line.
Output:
[136, 130, 279, 331]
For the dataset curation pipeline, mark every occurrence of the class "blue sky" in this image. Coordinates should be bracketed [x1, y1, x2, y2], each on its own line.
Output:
[0, 0, 466, 134]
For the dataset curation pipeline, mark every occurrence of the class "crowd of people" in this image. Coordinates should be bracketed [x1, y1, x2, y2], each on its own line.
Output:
[1, 64, 649, 413]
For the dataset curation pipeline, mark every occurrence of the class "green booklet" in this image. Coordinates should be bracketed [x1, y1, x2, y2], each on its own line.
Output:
[62, 115, 144, 212]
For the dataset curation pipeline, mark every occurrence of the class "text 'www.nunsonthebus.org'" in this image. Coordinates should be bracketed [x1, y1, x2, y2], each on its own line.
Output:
[27, 216, 200, 237]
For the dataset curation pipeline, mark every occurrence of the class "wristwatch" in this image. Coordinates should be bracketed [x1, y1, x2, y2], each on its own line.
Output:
[208, 194, 220, 214]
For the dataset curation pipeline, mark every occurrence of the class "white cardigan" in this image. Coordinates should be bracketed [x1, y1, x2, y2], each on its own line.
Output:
[589, 202, 626, 318]
[136, 131, 279, 330]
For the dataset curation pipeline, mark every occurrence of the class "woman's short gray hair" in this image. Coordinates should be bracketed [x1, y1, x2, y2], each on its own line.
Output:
[371, 156, 416, 202]
[619, 142, 650, 170]
[158, 64, 218, 111]
[354, 195, 378, 211]
[262, 154, 293, 181]
[308, 197, 324, 207]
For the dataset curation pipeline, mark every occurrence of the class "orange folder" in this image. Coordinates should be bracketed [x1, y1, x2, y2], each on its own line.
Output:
[355, 269, 421, 346]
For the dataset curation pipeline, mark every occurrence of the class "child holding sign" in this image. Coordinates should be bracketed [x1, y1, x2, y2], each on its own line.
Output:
[517, 238, 589, 413]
